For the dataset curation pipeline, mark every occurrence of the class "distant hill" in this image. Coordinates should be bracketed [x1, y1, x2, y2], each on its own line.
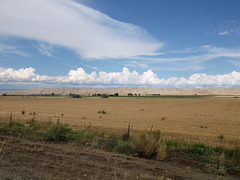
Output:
[1, 87, 240, 96]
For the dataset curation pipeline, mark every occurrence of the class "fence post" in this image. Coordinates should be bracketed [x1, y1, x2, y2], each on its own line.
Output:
[31, 117, 35, 125]
[9, 113, 12, 128]
[57, 116, 60, 125]
[150, 125, 153, 132]
[127, 123, 130, 140]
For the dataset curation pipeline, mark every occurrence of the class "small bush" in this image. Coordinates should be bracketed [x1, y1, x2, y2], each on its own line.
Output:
[186, 143, 208, 155]
[103, 135, 118, 151]
[136, 130, 165, 159]
[46, 124, 75, 142]
[97, 110, 107, 114]
[218, 134, 224, 141]
[121, 132, 130, 142]
[21, 110, 25, 115]
[29, 112, 36, 115]
[114, 141, 136, 154]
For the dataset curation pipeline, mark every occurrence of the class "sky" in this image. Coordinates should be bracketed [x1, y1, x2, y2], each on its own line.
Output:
[0, 0, 240, 89]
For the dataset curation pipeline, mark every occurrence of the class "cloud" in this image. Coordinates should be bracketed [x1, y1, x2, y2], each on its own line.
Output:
[35, 43, 58, 58]
[0, 43, 29, 56]
[0, 67, 36, 81]
[0, 0, 162, 59]
[1, 67, 240, 88]
[125, 61, 148, 69]
[218, 31, 230, 36]
[218, 28, 240, 36]
[134, 45, 240, 63]
[229, 60, 240, 67]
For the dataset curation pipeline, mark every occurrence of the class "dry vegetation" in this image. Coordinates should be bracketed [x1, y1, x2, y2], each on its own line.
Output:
[0, 96, 239, 147]
[1, 95, 240, 179]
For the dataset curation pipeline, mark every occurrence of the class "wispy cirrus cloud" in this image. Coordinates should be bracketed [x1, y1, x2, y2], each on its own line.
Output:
[0, 0, 162, 59]
[0, 43, 29, 57]
[35, 43, 58, 58]
[1, 67, 240, 88]
[125, 61, 149, 69]
[133, 45, 240, 63]
[218, 27, 240, 36]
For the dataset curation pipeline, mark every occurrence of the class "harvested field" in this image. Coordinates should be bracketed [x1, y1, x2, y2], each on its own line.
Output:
[0, 96, 240, 147]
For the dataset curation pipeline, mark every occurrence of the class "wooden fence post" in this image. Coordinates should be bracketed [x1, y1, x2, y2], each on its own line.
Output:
[57, 116, 60, 125]
[127, 123, 130, 140]
[31, 117, 35, 125]
[150, 125, 153, 132]
[9, 113, 12, 128]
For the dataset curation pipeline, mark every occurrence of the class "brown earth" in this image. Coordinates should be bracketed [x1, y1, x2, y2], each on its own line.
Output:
[0, 135, 238, 180]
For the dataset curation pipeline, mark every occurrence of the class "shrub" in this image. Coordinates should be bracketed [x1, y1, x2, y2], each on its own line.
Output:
[114, 141, 136, 154]
[186, 143, 208, 156]
[46, 124, 76, 142]
[218, 134, 224, 141]
[97, 110, 107, 114]
[121, 132, 130, 142]
[103, 135, 118, 151]
[29, 112, 36, 115]
[21, 110, 25, 115]
[136, 130, 166, 159]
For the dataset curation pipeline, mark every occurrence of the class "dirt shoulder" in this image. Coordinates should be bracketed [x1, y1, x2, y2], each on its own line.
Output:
[0, 135, 238, 180]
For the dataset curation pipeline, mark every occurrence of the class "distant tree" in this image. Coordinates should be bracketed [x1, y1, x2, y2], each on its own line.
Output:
[101, 94, 109, 98]
[128, 93, 133, 96]
[70, 94, 82, 98]
[3, 93, 6, 96]
[51, 93, 55, 96]
[114, 93, 119, 97]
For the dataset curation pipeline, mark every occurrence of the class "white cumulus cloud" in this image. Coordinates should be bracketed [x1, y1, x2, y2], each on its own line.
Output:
[0, 0, 162, 59]
[1, 67, 240, 88]
[0, 67, 36, 81]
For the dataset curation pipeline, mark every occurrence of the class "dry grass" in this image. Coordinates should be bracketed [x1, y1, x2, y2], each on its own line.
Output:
[0, 96, 239, 147]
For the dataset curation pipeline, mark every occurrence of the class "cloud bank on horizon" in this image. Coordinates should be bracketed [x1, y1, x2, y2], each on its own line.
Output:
[0, 0, 240, 89]
[1, 67, 240, 88]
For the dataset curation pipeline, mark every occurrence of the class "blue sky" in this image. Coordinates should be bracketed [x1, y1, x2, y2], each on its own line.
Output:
[0, 0, 240, 89]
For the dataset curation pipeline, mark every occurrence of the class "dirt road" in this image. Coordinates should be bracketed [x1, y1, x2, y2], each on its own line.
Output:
[0, 135, 238, 180]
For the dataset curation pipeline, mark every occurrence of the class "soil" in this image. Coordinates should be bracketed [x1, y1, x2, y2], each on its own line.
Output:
[0, 135, 238, 180]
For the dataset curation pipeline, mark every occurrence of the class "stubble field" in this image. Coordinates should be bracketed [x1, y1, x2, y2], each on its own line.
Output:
[0, 96, 239, 147]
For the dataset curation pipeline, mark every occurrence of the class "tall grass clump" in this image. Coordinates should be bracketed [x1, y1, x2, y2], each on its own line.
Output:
[136, 130, 166, 160]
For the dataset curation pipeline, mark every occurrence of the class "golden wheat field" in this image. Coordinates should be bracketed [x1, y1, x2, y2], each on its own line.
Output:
[0, 96, 239, 147]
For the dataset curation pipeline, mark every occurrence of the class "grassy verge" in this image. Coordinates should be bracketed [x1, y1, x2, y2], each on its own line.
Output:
[0, 120, 239, 176]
